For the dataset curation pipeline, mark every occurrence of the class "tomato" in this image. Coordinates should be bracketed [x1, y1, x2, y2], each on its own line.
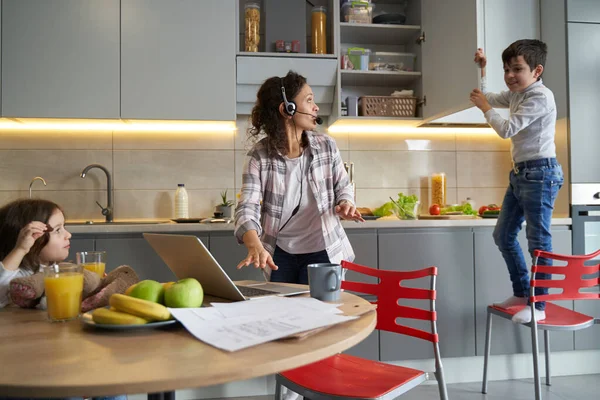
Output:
[488, 203, 501, 211]
[429, 204, 441, 215]
[478, 205, 489, 215]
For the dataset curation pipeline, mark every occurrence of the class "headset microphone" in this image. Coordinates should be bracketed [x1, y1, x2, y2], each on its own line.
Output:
[296, 111, 323, 125]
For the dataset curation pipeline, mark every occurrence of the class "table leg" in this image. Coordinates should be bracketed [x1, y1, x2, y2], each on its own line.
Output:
[148, 392, 175, 400]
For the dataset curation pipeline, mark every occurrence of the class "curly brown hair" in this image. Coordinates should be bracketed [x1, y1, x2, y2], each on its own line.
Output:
[0, 198, 64, 271]
[248, 70, 309, 156]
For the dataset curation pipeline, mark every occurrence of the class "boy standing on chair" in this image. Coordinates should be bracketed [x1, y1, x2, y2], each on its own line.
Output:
[470, 39, 564, 323]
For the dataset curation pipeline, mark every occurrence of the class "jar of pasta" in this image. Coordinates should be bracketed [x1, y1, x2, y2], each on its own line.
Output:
[311, 6, 327, 54]
[430, 172, 447, 206]
[244, 2, 260, 52]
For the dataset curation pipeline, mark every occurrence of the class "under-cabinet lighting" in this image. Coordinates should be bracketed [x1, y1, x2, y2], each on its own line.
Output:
[328, 124, 496, 135]
[0, 118, 237, 133]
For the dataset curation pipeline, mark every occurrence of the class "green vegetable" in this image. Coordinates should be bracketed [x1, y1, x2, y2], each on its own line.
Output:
[440, 203, 478, 216]
[389, 192, 419, 220]
[483, 209, 500, 216]
[372, 201, 395, 218]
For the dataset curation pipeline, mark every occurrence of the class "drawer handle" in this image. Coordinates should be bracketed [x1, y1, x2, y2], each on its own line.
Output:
[594, 192, 600, 199]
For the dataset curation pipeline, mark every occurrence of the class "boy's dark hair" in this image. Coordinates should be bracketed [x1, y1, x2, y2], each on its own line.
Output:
[0, 199, 63, 271]
[502, 39, 547, 74]
[249, 70, 308, 156]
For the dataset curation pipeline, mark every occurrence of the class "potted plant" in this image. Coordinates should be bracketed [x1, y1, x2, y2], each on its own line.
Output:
[215, 189, 235, 218]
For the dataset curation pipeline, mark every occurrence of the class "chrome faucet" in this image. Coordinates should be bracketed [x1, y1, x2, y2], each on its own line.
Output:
[80, 164, 113, 222]
[29, 176, 47, 199]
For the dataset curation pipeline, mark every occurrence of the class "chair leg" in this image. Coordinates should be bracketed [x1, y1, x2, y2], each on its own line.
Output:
[274, 375, 282, 400]
[482, 309, 493, 394]
[531, 307, 542, 400]
[544, 330, 551, 386]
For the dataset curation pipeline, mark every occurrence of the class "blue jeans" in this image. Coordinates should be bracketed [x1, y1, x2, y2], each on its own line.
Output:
[270, 246, 330, 284]
[493, 158, 563, 311]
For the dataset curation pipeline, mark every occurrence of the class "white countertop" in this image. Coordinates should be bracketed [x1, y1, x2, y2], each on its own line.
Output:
[65, 216, 572, 234]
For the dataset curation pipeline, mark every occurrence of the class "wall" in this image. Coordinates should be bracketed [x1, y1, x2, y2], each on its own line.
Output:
[0, 116, 570, 220]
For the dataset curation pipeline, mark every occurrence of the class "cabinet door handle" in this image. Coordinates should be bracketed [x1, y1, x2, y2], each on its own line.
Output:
[594, 192, 600, 199]
[416, 31, 426, 44]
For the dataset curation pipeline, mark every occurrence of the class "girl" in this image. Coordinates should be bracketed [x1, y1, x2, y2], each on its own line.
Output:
[234, 70, 363, 284]
[0, 198, 71, 308]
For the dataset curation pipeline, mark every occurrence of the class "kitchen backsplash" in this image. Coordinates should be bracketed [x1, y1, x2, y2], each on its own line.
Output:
[0, 117, 569, 220]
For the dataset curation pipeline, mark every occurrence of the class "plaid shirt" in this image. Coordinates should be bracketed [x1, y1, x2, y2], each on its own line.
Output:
[234, 131, 355, 272]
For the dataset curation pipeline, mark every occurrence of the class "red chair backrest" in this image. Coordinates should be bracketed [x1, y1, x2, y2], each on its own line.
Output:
[341, 260, 439, 343]
[531, 249, 600, 303]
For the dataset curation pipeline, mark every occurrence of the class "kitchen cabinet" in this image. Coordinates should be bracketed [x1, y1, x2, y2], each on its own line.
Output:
[121, 0, 236, 121]
[378, 228, 476, 360]
[2, 0, 120, 119]
[336, 0, 539, 126]
[473, 227, 574, 356]
[567, 0, 600, 23]
[567, 22, 600, 183]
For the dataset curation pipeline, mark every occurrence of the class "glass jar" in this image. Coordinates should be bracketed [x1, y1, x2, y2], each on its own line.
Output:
[430, 173, 447, 206]
[311, 6, 327, 54]
[244, 3, 260, 52]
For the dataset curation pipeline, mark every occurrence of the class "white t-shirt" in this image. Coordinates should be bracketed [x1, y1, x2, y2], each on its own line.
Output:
[0, 261, 34, 308]
[277, 151, 326, 254]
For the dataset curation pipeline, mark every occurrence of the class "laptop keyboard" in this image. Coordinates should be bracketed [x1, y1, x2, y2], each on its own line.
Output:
[236, 285, 277, 297]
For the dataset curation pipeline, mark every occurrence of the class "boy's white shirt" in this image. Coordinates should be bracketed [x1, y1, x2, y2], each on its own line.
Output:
[480, 77, 557, 163]
[0, 261, 34, 308]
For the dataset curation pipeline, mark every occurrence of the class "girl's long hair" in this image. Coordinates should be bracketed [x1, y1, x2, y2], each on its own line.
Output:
[0, 199, 63, 271]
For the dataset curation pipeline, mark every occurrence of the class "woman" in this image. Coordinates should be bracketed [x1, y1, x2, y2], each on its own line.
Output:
[234, 70, 363, 284]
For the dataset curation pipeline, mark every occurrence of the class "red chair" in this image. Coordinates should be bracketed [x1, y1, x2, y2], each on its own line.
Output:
[482, 249, 600, 400]
[275, 260, 449, 400]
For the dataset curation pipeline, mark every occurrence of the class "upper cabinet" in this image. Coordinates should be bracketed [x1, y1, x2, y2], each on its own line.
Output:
[567, 0, 600, 23]
[2, 0, 120, 119]
[121, 0, 236, 121]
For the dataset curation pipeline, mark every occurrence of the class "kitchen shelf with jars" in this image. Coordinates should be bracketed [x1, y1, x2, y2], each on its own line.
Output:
[235, 0, 340, 116]
[335, 0, 425, 125]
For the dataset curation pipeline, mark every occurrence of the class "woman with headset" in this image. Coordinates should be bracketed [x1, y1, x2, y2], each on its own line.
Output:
[234, 70, 363, 284]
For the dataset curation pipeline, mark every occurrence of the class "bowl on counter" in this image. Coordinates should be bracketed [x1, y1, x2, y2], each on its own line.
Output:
[391, 201, 421, 220]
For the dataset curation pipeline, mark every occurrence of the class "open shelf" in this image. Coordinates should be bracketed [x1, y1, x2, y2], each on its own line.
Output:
[339, 23, 421, 45]
[237, 52, 337, 59]
[341, 70, 421, 87]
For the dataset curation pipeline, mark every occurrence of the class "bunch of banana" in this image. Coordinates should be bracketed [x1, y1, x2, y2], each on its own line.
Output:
[109, 293, 172, 321]
[91, 308, 148, 325]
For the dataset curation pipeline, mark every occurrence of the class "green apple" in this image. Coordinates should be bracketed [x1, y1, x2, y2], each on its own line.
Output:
[164, 278, 204, 308]
[128, 280, 165, 304]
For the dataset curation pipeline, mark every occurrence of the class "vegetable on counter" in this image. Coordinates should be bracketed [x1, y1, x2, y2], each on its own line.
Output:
[440, 203, 478, 216]
[478, 204, 502, 216]
[372, 193, 419, 219]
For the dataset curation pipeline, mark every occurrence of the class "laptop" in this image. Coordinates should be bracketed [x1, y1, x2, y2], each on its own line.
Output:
[143, 233, 309, 301]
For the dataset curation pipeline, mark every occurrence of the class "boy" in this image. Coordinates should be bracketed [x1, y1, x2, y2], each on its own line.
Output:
[470, 39, 564, 323]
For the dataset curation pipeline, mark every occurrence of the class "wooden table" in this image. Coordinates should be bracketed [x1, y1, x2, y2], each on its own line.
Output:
[0, 290, 376, 398]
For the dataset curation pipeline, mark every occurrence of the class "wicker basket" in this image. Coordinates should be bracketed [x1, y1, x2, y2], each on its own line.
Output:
[358, 96, 417, 117]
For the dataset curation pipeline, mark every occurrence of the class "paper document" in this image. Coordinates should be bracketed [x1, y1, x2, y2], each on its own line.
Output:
[169, 297, 356, 352]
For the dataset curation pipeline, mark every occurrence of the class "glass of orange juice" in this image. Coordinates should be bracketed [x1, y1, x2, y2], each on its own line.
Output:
[44, 263, 84, 322]
[76, 251, 106, 278]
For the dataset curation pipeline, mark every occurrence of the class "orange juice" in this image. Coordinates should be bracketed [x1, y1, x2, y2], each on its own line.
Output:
[44, 272, 84, 321]
[82, 262, 105, 277]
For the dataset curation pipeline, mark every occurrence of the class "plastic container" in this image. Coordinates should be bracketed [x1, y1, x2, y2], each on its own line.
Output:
[345, 96, 358, 116]
[369, 52, 415, 72]
[430, 173, 447, 206]
[348, 47, 370, 70]
[341, 2, 374, 24]
[311, 6, 327, 54]
[175, 184, 189, 219]
[244, 2, 260, 52]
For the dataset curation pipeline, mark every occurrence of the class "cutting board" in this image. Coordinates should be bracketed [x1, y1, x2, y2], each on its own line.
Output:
[418, 214, 478, 220]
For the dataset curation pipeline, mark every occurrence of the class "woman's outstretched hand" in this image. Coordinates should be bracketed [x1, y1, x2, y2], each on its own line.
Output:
[335, 201, 365, 222]
[237, 243, 278, 271]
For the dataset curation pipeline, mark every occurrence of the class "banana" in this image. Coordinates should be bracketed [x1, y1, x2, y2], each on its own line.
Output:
[109, 293, 171, 321]
[92, 307, 148, 325]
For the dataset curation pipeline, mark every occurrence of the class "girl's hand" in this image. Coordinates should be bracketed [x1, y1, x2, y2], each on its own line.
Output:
[474, 48, 487, 68]
[470, 88, 492, 112]
[15, 222, 49, 254]
[237, 243, 278, 271]
[335, 201, 365, 222]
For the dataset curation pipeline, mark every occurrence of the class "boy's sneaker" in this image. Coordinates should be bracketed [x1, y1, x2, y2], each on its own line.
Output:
[493, 295, 528, 309]
[512, 307, 546, 324]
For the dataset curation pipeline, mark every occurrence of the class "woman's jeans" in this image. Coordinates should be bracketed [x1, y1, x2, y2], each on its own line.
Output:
[492, 159, 564, 311]
[270, 246, 330, 284]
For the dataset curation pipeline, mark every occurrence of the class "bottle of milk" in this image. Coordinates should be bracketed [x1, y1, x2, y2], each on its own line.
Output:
[174, 184, 189, 219]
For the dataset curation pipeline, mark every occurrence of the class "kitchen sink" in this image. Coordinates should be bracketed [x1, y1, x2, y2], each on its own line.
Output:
[66, 221, 169, 226]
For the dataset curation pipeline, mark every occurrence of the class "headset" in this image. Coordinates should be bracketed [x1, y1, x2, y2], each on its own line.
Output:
[280, 78, 323, 124]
